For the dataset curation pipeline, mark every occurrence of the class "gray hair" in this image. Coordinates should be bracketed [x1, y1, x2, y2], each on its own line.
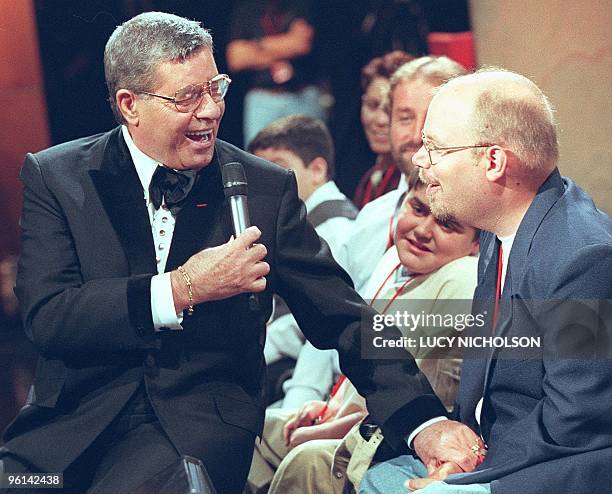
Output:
[389, 56, 467, 104]
[104, 12, 213, 124]
[466, 68, 559, 172]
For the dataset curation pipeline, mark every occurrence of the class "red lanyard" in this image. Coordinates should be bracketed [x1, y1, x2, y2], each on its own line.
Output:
[492, 244, 504, 332]
[328, 374, 347, 399]
[370, 261, 415, 315]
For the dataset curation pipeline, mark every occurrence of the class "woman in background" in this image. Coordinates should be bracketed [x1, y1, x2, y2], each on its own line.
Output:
[353, 50, 413, 209]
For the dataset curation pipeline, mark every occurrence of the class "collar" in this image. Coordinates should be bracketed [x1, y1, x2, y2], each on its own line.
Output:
[304, 181, 346, 212]
[397, 173, 408, 193]
[497, 232, 516, 266]
[506, 168, 565, 289]
[121, 125, 161, 203]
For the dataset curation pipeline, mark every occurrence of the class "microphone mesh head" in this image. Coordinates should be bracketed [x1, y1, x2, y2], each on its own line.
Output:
[221, 162, 248, 197]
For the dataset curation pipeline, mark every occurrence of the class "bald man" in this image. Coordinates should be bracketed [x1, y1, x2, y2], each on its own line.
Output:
[359, 69, 612, 494]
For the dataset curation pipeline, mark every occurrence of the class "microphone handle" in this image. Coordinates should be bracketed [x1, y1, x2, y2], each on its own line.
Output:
[228, 195, 260, 311]
[229, 195, 251, 233]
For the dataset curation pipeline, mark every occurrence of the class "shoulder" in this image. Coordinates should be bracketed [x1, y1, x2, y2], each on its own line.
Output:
[31, 128, 116, 169]
[526, 180, 612, 298]
[423, 256, 479, 298]
[22, 128, 119, 190]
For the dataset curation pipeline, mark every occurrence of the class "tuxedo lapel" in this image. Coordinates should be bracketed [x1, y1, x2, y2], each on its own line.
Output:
[165, 150, 231, 271]
[90, 128, 157, 275]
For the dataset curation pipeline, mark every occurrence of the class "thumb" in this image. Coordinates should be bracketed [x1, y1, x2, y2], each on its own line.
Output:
[426, 460, 438, 476]
[431, 462, 462, 480]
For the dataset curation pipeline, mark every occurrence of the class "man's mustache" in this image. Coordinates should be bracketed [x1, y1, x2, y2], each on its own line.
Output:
[399, 141, 422, 153]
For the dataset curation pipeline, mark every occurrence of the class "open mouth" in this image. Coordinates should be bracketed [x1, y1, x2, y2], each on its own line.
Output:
[185, 129, 213, 143]
[426, 183, 441, 195]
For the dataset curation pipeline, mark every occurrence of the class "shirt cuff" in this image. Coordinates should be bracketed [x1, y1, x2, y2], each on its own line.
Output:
[405, 416, 448, 449]
[151, 272, 183, 330]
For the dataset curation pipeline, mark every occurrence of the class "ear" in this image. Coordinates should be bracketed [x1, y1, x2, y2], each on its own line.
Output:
[469, 237, 480, 256]
[307, 157, 329, 186]
[116, 89, 140, 125]
[483, 145, 508, 183]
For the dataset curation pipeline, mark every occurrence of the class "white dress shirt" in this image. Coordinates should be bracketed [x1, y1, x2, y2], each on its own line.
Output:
[336, 174, 408, 292]
[473, 232, 516, 426]
[413, 233, 518, 446]
[121, 125, 183, 330]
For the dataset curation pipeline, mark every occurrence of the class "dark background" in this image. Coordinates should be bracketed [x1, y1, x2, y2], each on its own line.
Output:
[35, 0, 469, 195]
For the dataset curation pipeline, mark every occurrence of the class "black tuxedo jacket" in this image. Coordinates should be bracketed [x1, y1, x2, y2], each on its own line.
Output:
[3, 127, 446, 484]
[449, 169, 612, 493]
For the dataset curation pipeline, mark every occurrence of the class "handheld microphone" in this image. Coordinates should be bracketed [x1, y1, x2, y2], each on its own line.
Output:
[221, 162, 260, 311]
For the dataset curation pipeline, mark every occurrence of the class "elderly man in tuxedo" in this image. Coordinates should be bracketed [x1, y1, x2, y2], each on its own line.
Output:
[359, 69, 612, 493]
[0, 12, 482, 494]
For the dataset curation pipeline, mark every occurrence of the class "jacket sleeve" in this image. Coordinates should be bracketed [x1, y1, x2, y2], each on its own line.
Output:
[272, 170, 448, 448]
[15, 153, 155, 361]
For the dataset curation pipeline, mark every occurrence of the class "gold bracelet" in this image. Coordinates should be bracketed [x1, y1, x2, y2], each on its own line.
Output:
[177, 265, 194, 316]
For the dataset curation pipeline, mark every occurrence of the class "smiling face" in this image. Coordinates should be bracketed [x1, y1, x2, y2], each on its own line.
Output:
[389, 78, 436, 175]
[413, 87, 487, 225]
[126, 48, 224, 171]
[394, 186, 479, 274]
[361, 76, 391, 155]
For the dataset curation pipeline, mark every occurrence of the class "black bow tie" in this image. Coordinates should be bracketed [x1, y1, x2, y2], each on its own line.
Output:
[149, 166, 197, 214]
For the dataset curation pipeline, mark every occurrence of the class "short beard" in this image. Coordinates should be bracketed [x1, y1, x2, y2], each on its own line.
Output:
[427, 192, 453, 221]
[393, 141, 421, 175]
[396, 155, 414, 176]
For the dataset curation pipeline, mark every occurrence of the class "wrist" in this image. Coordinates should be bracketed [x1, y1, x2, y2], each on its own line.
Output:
[171, 268, 191, 313]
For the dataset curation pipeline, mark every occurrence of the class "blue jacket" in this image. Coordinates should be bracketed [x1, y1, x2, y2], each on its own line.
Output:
[449, 168, 612, 493]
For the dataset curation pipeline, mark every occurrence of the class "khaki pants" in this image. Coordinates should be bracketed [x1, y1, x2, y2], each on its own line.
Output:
[246, 409, 293, 494]
[265, 422, 384, 494]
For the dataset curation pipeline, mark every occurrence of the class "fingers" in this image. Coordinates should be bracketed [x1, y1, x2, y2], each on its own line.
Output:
[250, 276, 267, 293]
[406, 477, 435, 491]
[426, 460, 438, 476]
[251, 259, 270, 278]
[234, 226, 262, 250]
[414, 420, 487, 476]
[443, 448, 479, 473]
[405, 462, 462, 492]
[283, 417, 296, 445]
[245, 242, 267, 262]
[445, 429, 485, 471]
[432, 462, 462, 479]
[184, 227, 269, 302]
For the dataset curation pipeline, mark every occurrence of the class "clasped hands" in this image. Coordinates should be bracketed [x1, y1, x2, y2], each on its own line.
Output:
[171, 226, 269, 312]
[407, 420, 487, 492]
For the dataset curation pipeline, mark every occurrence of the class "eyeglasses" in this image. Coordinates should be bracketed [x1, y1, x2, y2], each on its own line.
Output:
[140, 74, 232, 113]
[422, 133, 493, 166]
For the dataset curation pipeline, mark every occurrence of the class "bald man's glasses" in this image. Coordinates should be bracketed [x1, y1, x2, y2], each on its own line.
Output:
[422, 133, 493, 166]
[141, 74, 231, 113]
